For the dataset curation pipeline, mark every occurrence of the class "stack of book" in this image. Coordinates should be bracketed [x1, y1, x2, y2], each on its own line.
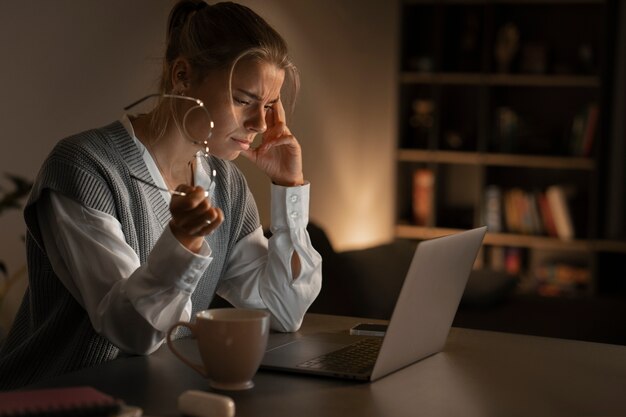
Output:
[483, 184, 575, 240]
[532, 261, 591, 297]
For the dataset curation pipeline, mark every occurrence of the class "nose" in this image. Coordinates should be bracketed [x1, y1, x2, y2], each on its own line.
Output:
[243, 107, 267, 134]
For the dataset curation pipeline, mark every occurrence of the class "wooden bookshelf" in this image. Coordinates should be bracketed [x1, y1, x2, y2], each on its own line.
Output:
[397, 149, 595, 170]
[396, 224, 626, 253]
[397, 0, 622, 297]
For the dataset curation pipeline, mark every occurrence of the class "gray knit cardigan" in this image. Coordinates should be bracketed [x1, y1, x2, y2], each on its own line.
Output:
[0, 121, 259, 390]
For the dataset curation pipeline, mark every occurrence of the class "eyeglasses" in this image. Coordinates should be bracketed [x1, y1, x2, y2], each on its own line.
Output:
[130, 174, 210, 197]
[124, 93, 214, 158]
[124, 93, 217, 197]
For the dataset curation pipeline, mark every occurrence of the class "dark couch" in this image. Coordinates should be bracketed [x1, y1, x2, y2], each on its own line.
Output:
[305, 223, 626, 346]
[305, 223, 518, 318]
[211, 223, 625, 345]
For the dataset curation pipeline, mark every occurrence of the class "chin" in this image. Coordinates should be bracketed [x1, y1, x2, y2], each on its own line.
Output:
[220, 151, 242, 161]
[208, 148, 239, 161]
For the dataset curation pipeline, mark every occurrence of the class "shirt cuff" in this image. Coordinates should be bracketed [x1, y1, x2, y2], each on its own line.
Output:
[146, 225, 213, 292]
[270, 182, 310, 231]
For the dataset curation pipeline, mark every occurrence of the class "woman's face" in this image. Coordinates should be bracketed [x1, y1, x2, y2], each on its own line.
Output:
[187, 59, 286, 161]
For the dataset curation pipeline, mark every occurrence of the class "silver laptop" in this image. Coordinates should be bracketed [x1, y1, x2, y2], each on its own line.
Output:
[260, 226, 487, 382]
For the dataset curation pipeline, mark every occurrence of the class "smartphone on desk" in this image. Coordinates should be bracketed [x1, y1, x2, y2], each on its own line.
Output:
[349, 323, 387, 337]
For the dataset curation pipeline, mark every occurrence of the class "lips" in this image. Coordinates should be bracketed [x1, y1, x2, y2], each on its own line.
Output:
[232, 137, 252, 150]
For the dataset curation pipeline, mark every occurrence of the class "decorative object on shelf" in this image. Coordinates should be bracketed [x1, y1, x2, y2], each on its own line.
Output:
[494, 106, 519, 153]
[444, 130, 464, 150]
[409, 99, 434, 148]
[412, 168, 434, 227]
[494, 22, 520, 73]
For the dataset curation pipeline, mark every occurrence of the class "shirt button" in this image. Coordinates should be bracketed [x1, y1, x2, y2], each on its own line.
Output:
[290, 195, 299, 203]
[290, 211, 299, 218]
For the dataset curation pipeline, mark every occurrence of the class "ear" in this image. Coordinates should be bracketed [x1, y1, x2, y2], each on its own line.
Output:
[171, 57, 192, 93]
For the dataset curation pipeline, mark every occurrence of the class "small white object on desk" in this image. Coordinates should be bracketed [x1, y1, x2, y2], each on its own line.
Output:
[178, 390, 235, 417]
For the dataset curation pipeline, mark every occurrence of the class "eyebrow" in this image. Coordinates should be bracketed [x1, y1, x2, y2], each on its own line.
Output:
[235, 88, 279, 104]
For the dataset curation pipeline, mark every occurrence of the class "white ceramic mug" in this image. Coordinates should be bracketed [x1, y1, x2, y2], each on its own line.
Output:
[167, 308, 270, 390]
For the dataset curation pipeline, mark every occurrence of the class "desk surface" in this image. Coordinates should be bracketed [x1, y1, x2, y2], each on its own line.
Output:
[35, 314, 626, 417]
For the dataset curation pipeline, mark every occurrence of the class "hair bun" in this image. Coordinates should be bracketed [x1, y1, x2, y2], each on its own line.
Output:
[194, 1, 208, 11]
[166, 0, 209, 62]
[168, 1, 207, 38]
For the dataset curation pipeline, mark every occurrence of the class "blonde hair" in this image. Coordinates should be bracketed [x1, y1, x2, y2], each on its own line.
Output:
[150, 0, 299, 139]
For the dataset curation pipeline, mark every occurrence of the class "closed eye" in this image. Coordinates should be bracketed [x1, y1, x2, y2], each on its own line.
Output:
[234, 97, 250, 106]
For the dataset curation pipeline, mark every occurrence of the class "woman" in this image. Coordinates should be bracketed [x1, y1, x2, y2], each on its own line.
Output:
[0, 0, 321, 389]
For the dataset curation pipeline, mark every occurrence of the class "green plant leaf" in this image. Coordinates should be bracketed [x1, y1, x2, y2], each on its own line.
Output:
[0, 173, 33, 216]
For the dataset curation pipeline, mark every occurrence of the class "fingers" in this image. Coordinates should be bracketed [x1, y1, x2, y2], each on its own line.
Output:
[260, 132, 298, 152]
[170, 185, 224, 238]
[262, 108, 292, 148]
[171, 206, 224, 239]
[247, 100, 295, 162]
[265, 98, 286, 130]
[171, 185, 206, 209]
[185, 206, 224, 236]
[273, 98, 286, 126]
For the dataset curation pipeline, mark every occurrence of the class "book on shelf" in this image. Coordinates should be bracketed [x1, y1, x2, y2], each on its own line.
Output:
[582, 103, 599, 156]
[483, 185, 502, 233]
[501, 188, 544, 236]
[536, 191, 559, 238]
[532, 262, 590, 297]
[569, 103, 598, 157]
[504, 247, 523, 276]
[526, 192, 544, 236]
[412, 168, 434, 226]
[488, 245, 522, 276]
[545, 185, 575, 240]
[502, 188, 520, 233]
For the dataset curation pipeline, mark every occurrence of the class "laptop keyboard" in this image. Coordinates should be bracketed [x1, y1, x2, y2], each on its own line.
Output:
[297, 337, 383, 375]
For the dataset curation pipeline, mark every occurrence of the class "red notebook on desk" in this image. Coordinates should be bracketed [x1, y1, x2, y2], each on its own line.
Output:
[0, 386, 122, 417]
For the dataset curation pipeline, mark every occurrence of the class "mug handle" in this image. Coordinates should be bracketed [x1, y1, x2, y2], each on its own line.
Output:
[166, 321, 207, 378]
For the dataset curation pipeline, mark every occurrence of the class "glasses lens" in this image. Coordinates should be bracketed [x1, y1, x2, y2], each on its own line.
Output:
[182, 104, 213, 146]
[193, 150, 217, 196]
